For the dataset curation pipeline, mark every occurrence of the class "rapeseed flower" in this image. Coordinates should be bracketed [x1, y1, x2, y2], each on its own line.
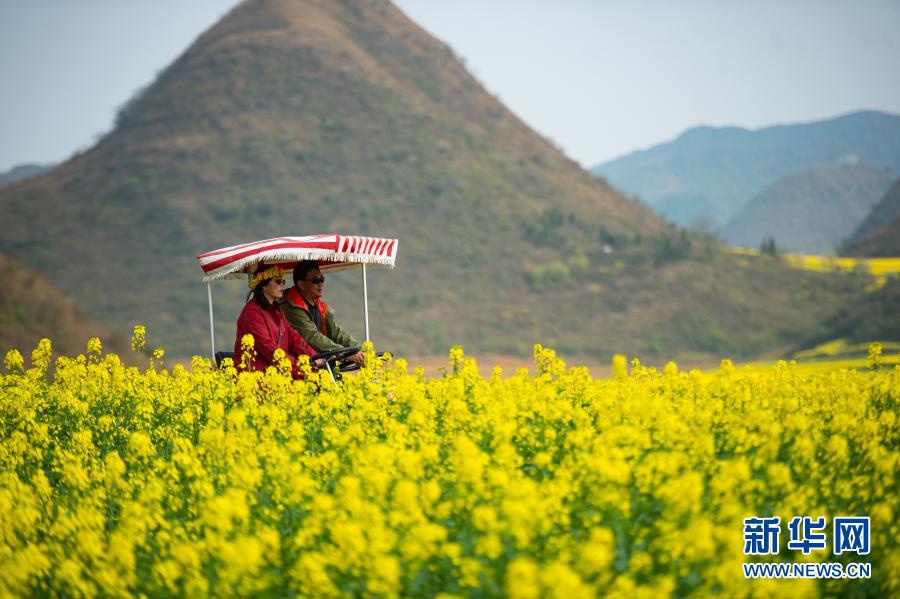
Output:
[0, 336, 896, 596]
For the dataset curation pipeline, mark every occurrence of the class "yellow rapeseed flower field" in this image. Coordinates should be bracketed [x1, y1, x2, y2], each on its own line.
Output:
[1, 336, 897, 597]
[731, 247, 900, 289]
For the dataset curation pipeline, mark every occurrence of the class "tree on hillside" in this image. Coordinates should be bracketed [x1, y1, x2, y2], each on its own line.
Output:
[760, 236, 778, 257]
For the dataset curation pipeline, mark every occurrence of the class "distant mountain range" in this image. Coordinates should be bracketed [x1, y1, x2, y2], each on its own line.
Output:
[716, 164, 894, 254]
[0, 163, 51, 187]
[591, 111, 900, 231]
[843, 178, 900, 256]
[0, 0, 868, 361]
[846, 214, 900, 257]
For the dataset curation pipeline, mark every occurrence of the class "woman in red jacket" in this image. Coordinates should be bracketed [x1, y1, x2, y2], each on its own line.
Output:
[233, 264, 320, 378]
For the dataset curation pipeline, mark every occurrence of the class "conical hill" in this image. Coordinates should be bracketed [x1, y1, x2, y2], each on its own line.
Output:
[0, 0, 856, 361]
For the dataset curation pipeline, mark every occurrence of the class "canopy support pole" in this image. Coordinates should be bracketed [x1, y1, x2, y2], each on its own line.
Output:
[207, 282, 216, 364]
[361, 264, 370, 342]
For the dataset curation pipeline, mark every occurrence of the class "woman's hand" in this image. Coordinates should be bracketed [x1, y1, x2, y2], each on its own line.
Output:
[314, 358, 326, 369]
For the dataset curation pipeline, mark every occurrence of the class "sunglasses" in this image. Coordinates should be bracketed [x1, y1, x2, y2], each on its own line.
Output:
[306, 276, 325, 284]
[272, 278, 285, 285]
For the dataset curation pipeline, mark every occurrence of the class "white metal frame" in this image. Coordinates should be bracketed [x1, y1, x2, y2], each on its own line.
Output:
[206, 263, 375, 365]
[207, 283, 216, 363]
[361, 264, 370, 342]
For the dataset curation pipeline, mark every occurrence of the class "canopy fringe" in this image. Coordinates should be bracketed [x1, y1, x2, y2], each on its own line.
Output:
[201, 250, 395, 283]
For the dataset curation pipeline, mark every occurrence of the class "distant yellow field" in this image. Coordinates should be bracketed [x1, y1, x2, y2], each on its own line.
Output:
[741, 355, 900, 375]
[739, 340, 900, 374]
[731, 248, 900, 288]
[792, 339, 900, 360]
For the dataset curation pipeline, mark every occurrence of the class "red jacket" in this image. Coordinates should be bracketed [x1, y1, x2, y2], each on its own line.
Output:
[233, 298, 316, 378]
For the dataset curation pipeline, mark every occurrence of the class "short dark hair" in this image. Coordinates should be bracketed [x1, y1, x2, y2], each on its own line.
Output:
[293, 260, 320, 284]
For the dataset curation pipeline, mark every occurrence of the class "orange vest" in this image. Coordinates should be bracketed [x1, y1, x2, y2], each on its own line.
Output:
[284, 287, 328, 335]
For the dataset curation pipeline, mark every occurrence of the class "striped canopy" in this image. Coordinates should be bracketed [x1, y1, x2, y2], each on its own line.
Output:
[197, 234, 398, 282]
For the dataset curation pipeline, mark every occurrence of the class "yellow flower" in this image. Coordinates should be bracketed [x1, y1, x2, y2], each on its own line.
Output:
[868, 342, 883, 369]
[612, 354, 628, 378]
[86, 337, 103, 355]
[29, 338, 52, 374]
[131, 325, 146, 351]
[367, 555, 401, 595]
[577, 527, 615, 576]
[3, 348, 24, 372]
[506, 557, 540, 599]
[0, 335, 896, 596]
[127, 431, 155, 460]
[240, 334, 256, 369]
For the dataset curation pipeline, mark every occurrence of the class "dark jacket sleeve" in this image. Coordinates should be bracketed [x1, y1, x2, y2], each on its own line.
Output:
[286, 315, 317, 358]
[325, 306, 359, 348]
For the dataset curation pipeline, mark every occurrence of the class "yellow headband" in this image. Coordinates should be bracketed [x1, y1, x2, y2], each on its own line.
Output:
[248, 266, 284, 290]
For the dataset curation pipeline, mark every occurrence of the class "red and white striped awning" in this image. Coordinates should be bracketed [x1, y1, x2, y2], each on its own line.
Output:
[196, 234, 398, 282]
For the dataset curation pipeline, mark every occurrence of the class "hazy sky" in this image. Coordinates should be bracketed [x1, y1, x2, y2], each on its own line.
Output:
[2, 0, 899, 173]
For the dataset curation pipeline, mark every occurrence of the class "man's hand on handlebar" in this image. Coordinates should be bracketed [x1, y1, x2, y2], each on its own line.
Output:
[347, 351, 365, 366]
[311, 346, 361, 369]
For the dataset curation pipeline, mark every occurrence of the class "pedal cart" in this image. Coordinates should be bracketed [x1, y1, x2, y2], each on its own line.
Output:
[196, 234, 398, 381]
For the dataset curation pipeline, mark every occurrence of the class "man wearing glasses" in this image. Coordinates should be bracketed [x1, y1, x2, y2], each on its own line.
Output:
[280, 260, 365, 366]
